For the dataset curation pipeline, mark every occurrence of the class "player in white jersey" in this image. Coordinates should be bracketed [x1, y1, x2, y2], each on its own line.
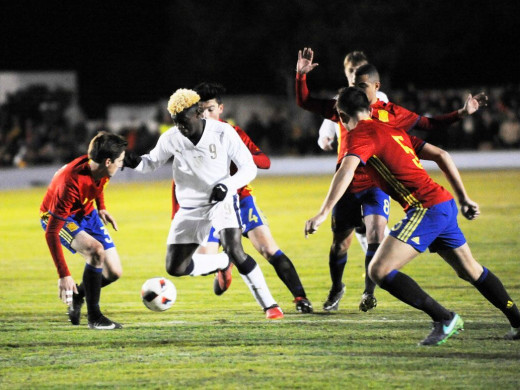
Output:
[124, 89, 283, 319]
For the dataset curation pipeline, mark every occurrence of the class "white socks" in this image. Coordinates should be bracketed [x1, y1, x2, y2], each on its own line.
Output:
[240, 265, 276, 309]
[189, 252, 229, 276]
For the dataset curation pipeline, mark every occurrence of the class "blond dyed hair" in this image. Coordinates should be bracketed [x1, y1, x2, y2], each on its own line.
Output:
[167, 89, 200, 116]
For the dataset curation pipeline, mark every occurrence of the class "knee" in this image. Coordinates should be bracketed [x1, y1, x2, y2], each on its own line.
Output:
[225, 246, 247, 265]
[86, 242, 105, 267]
[165, 256, 188, 277]
[165, 261, 186, 277]
[107, 268, 122, 281]
[331, 238, 350, 256]
[368, 261, 386, 285]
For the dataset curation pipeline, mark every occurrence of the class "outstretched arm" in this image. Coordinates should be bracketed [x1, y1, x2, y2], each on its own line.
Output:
[415, 92, 488, 131]
[305, 155, 360, 237]
[295, 48, 339, 121]
[418, 143, 479, 220]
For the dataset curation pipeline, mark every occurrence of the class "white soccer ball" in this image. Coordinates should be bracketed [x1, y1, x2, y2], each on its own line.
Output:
[141, 277, 177, 312]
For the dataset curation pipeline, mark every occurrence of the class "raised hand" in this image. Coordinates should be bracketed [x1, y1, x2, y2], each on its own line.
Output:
[461, 92, 488, 116]
[297, 47, 319, 75]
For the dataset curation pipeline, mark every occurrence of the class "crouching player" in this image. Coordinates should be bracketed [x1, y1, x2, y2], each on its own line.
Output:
[305, 87, 520, 345]
[40, 132, 127, 329]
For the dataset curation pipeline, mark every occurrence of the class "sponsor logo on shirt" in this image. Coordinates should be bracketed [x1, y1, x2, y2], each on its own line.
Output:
[378, 110, 389, 122]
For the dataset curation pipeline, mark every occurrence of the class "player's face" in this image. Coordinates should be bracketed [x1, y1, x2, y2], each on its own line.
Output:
[174, 106, 202, 138]
[200, 99, 223, 121]
[344, 60, 367, 86]
[107, 151, 125, 178]
[354, 74, 380, 104]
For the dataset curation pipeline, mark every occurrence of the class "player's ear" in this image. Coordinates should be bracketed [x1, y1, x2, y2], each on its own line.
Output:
[375, 81, 381, 91]
[105, 158, 112, 167]
[219, 103, 224, 115]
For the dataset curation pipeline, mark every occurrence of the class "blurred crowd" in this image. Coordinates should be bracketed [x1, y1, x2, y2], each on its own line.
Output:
[1, 83, 519, 168]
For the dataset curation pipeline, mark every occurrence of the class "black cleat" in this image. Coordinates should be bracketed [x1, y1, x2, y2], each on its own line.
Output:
[359, 293, 377, 312]
[323, 284, 345, 311]
[504, 326, 520, 340]
[419, 313, 464, 346]
[67, 294, 84, 325]
[294, 297, 313, 313]
[88, 315, 123, 330]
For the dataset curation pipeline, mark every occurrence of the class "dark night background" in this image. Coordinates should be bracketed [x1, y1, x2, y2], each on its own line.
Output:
[1, 0, 519, 118]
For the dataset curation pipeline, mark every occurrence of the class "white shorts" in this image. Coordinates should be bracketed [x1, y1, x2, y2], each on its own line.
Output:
[167, 195, 242, 244]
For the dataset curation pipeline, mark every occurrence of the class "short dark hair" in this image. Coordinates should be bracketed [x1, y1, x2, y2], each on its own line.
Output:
[344, 51, 368, 67]
[88, 132, 128, 163]
[193, 82, 226, 104]
[355, 63, 380, 82]
[336, 87, 371, 117]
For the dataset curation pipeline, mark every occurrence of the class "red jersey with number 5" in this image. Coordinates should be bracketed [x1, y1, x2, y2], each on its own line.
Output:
[346, 119, 452, 210]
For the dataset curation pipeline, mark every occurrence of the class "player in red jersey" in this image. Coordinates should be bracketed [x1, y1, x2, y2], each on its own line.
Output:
[305, 87, 520, 345]
[296, 47, 487, 313]
[40, 132, 127, 329]
[191, 82, 312, 313]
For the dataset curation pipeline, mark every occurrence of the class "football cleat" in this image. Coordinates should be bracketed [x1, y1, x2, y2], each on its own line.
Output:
[265, 305, 284, 320]
[68, 294, 84, 325]
[419, 313, 464, 346]
[213, 263, 233, 296]
[504, 326, 520, 340]
[294, 297, 313, 313]
[323, 283, 345, 311]
[88, 315, 123, 330]
[359, 293, 377, 312]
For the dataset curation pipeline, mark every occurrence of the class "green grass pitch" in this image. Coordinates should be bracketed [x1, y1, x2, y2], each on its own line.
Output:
[1, 170, 519, 389]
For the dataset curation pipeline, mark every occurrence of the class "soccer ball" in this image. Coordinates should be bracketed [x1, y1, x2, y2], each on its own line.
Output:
[141, 277, 177, 312]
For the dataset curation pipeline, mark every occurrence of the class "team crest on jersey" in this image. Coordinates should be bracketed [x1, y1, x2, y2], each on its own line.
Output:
[66, 222, 79, 232]
[378, 110, 389, 122]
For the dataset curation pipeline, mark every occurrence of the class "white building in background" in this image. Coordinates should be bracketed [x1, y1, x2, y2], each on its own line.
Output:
[0, 72, 77, 104]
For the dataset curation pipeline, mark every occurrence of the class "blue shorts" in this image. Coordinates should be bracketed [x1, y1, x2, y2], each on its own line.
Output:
[332, 187, 390, 233]
[206, 195, 266, 243]
[40, 209, 116, 254]
[389, 199, 466, 253]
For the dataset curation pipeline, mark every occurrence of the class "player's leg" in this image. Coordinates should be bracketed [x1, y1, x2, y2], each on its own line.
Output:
[220, 227, 282, 319]
[197, 227, 234, 295]
[369, 236, 460, 345]
[354, 220, 368, 253]
[323, 192, 360, 311]
[70, 230, 122, 329]
[370, 201, 466, 345]
[438, 243, 520, 340]
[358, 188, 390, 311]
[70, 247, 122, 325]
[248, 225, 312, 313]
[70, 210, 123, 321]
[166, 208, 229, 277]
[323, 229, 353, 311]
[241, 195, 311, 313]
